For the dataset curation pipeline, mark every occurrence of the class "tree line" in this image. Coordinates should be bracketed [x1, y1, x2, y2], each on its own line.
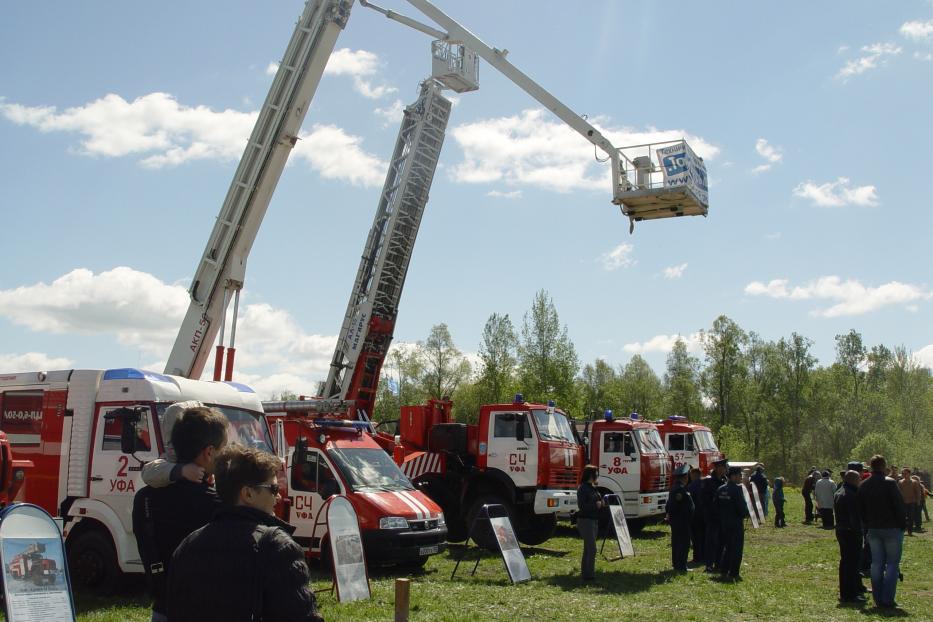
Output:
[364, 290, 932, 481]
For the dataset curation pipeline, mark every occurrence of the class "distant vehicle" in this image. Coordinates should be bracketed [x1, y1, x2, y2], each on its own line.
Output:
[655, 416, 724, 474]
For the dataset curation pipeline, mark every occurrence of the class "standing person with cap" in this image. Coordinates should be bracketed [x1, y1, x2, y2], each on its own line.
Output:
[815, 470, 837, 529]
[716, 465, 750, 581]
[576, 464, 603, 582]
[846, 461, 872, 576]
[772, 477, 786, 528]
[750, 466, 769, 517]
[686, 467, 705, 565]
[701, 457, 729, 573]
[802, 467, 818, 524]
[666, 464, 694, 572]
[835, 471, 866, 604]
[857, 454, 907, 610]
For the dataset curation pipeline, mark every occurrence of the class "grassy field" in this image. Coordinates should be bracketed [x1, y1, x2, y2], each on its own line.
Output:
[61, 491, 933, 621]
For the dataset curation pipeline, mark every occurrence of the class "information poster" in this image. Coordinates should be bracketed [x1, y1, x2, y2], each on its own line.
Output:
[0, 505, 76, 622]
[489, 516, 530, 584]
[325, 496, 370, 603]
[608, 503, 635, 558]
[740, 485, 760, 529]
[749, 484, 765, 523]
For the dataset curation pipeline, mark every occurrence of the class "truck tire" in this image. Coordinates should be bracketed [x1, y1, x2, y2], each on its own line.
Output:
[420, 484, 467, 542]
[67, 529, 121, 594]
[465, 495, 513, 552]
[516, 512, 556, 546]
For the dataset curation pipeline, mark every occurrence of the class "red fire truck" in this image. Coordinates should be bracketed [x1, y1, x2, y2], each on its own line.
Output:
[576, 411, 671, 532]
[0, 368, 275, 591]
[370, 396, 581, 548]
[655, 415, 724, 474]
[0, 430, 30, 508]
[7, 542, 58, 586]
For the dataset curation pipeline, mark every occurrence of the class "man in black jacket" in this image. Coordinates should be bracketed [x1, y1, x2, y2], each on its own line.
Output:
[701, 457, 728, 572]
[716, 466, 749, 581]
[666, 464, 694, 572]
[576, 464, 603, 581]
[834, 470, 865, 604]
[167, 445, 323, 621]
[133, 406, 227, 622]
[857, 454, 907, 610]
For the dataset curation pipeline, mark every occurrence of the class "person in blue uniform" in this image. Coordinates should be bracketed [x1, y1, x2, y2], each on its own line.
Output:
[717, 465, 750, 581]
[686, 467, 705, 564]
[701, 457, 729, 572]
[666, 464, 694, 572]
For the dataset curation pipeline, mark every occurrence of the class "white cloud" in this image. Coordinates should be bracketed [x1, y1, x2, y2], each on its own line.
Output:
[0, 352, 75, 373]
[0, 93, 385, 186]
[0, 268, 338, 398]
[916, 344, 933, 369]
[836, 42, 902, 80]
[915, 51, 933, 61]
[744, 276, 933, 317]
[486, 189, 523, 199]
[792, 177, 879, 207]
[764, 232, 782, 240]
[600, 243, 636, 271]
[900, 19, 933, 40]
[752, 164, 773, 174]
[265, 62, 279, 76]
[324, 48, 396, 100]
[448, 109, 718, 194]
[623, 333, 703, 355]
[752, 138, 783, 174]
[663, 263, 688, 279]
[374, 99, 404, 126]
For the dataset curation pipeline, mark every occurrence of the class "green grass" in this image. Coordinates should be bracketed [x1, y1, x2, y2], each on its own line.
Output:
[59, 492, 933, 620]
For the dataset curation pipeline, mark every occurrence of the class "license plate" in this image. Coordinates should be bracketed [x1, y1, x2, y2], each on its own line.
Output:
[419, 545, 438, 556]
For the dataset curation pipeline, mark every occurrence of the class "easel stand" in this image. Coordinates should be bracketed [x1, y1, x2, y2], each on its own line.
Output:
[599, 493, 635, 561]
[451, 503, 530, 583]
[451, 503, 503, 580]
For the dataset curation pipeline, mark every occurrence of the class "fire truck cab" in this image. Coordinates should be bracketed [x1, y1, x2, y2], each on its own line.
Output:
[655, 416, 723, 474]
[579, 412, 671, 529]
[270, 412, 448, 567]
[0, 368, 274, 591]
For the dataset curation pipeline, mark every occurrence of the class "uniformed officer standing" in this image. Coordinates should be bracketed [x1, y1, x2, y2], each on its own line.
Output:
[717, 465, 750, 581]
[666, 464, 694, 572]
[701, 457, 729, 572]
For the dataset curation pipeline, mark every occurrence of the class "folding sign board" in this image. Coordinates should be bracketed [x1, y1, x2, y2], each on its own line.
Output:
[326, 495, 371, 603]
[749, 484, 765, 523]
[606, 496, 635, 558]
[741, 485, 760, 529]
[0, 504, 76, 622]
[489, 515, 530, 584]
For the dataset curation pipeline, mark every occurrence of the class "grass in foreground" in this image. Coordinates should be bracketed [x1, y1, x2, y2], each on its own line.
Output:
[58, 493, 933, 621]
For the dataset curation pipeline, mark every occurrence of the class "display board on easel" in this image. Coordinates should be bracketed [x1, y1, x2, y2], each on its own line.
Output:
[600, 494, 634, 560]
[741, 485, 760, 529]
[451, 503, 530, 584]
[0, 504, 76, 622]
[749, 484, 765, 523]
[325, 495, 371, 603]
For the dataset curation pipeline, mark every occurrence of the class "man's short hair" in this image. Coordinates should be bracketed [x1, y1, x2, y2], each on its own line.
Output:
[870, 454, 887, 473]
[214, 445, 282, 506]
[844, 470, 861, 486]
[582, 464, 599, 483]
[171, 406, 228, 463]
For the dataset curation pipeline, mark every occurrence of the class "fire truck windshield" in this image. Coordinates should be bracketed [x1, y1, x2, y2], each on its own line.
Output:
[694, 429, 719, 452]
[328, 447, 415, 493]
[634, 428, 665, 454]
[531, 409, 576, 442]
[156, 404, 273, 454]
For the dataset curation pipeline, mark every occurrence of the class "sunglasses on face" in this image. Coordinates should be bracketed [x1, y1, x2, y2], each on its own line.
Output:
[252, 483, 280, 495]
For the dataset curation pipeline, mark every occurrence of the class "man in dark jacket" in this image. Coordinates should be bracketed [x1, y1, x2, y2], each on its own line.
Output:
[666, 464, 694, 572]
[576, 464, 603, 581]
[750, 466, 769, 517]
[167, 445, 323, 622]
[802, 467, 818, 523]
[701, 457, 728, 572]
[716, 466, 749, 581]
[133, 406, 227, 622]
[686, 467, 705, 564]
[834, 470, 865, 603]
[857, 455, 907, 610]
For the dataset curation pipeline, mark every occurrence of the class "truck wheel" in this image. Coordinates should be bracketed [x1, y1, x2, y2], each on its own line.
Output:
[516, 512, 556, 546]
[67, 530, 121, 594]
[466, 495, 512, 552]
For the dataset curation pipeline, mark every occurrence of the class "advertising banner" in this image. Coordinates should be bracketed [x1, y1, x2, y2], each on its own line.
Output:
[656, 141, 709, 207]
[0, 504, 76, 622]
[741, 485, 760, 529]
[489, 515, 530, 584]
[608, 503, 635, 558]
[326, 496, 370, 603]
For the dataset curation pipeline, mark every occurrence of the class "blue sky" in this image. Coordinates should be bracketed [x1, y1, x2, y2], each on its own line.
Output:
[1, 1, 932, 398]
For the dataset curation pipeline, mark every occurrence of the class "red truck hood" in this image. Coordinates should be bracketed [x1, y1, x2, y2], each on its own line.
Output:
[355, 489, 440, 521]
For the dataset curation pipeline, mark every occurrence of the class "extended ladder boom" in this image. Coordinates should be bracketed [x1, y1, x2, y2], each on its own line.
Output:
[321, 80, 451, 417]
[165, 0, 354, 379]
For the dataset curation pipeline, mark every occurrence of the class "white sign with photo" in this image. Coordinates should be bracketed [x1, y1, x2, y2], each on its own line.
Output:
[489, 516, 530, 584]
[0, 504, 76, 622]
[608, 503, 635, 558]
[325, 495, 370, 603]
[749, 484, 765, 523]
[741, 485, 760, 529]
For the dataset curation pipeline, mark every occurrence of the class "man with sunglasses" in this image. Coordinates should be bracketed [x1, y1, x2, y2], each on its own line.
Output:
[167, 445, 324, 622]
[133, 406, 227, 622]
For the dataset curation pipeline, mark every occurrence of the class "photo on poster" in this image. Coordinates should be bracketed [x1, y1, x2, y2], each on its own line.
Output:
[325, 496, 370, 603]
[608, 504, 635, 558]
[2, 538, 66, 593]
[489, 516, 530, 583]
[741, 485, 760, 528]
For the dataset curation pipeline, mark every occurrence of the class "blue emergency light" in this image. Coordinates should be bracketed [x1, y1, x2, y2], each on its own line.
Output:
[604, 409, 613, 422]
[514, 393, 524, 403]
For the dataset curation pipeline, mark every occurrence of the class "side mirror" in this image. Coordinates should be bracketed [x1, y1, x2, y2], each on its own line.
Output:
[273, 420, 286, 461]
[515, 416, 527, 442]
[106, 407, 142, 455]
[294, 437, 309, 467]
[320, 479, 339, 500]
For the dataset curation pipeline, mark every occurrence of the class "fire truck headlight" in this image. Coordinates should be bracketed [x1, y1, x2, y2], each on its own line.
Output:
[437, 512, 446, 526]
[379, 516, 409, 530]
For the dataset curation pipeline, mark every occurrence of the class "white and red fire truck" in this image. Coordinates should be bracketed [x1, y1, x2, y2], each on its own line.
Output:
[7, 542, 58, 586]
[0, 368, 275, 591]
[655, 415, 724, 474]
[369, 396, 581, 548]
[577, 412, 671, 532]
